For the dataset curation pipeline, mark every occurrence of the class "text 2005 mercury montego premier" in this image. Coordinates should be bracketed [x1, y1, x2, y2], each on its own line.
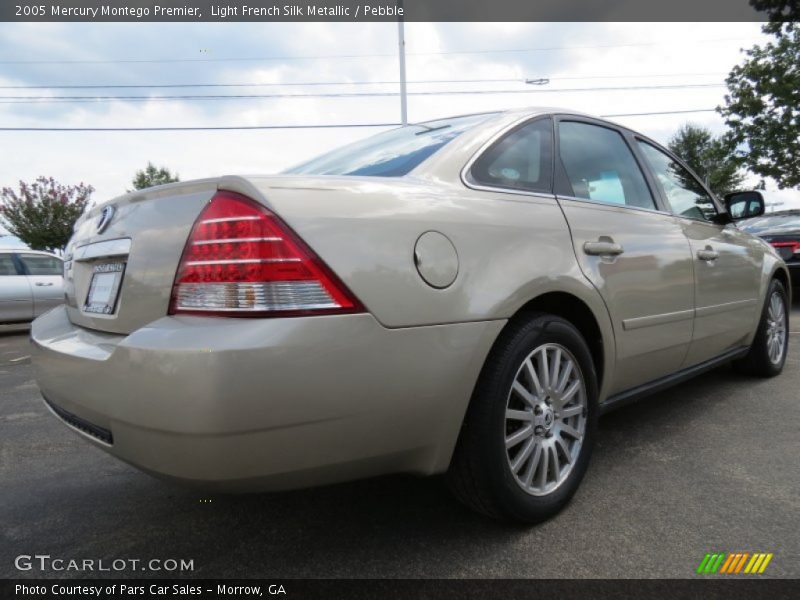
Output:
[31, 108, 791, 522]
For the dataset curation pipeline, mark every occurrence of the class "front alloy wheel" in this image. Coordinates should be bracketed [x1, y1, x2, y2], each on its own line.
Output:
[734, 278, 789, 377]
[766, 291, 787, 365]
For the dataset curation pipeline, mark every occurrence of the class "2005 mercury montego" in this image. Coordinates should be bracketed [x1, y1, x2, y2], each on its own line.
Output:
[31, 108, 790, 522]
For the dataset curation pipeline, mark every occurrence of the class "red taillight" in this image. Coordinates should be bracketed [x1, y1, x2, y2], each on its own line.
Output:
[169, 191, 364, 317]
[770, 241, 800, 255]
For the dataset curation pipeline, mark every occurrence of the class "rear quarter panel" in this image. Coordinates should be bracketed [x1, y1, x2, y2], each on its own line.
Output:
[225, 175, 616, 398]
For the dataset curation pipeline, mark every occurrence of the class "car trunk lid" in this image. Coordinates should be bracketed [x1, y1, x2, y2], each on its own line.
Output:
[65, 179, 218, 334]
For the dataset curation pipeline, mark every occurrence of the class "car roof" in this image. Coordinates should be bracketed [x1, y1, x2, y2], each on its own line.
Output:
[413, 106, 591, 126]
[1, 249, 62, 258]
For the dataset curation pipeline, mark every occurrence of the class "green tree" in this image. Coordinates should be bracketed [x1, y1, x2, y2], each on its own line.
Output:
[668, 124, 745, 196]
[131, 162, 180, 190]
[749, 1, 799, 34]
[718, 11, 799, 189]
[0, 177, 93, 252]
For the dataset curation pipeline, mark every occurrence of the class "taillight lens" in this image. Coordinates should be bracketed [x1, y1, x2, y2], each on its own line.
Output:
[169, 191, 364, 317]
[769, 241, 800, 257]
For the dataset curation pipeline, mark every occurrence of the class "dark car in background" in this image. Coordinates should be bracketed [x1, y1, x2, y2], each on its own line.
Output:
[739, 210, 800, 288]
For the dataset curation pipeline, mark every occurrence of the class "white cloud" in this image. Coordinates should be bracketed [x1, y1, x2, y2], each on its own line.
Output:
[0, 21, 797, 209]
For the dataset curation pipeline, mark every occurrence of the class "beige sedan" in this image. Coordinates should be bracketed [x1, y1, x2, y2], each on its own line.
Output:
[31, 108, 790, 522]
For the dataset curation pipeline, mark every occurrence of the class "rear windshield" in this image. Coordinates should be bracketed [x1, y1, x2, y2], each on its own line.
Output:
[284, 113, 493, 177]
[739, 211, 800, 235]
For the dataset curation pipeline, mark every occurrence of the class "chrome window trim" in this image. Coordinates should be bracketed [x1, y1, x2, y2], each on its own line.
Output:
[556, 194, 673, 217]
[462, 183, 557, 201]
[671, 213, 722, 226]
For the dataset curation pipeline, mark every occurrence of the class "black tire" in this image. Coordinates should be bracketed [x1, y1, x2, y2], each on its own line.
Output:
[446, 313, 598, 523]
[733, 278, 790, 377]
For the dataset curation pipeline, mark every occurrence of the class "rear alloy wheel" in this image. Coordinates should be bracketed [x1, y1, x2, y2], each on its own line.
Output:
[505, 344, 587, 496]
[447, 313, 598, 523]
[734, 278, 789, 377]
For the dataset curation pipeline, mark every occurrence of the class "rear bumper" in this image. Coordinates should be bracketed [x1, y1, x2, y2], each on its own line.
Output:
[31, 306, 502, 491]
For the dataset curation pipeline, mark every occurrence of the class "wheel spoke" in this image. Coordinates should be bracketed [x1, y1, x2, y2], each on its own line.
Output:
[556, 360, 574, 393]
[523, 443, 542, 486]
[537, 444, 549, 489]
[555, 437, 571, 464]
[560, 424, 582, 440]
[538, 348, 550, 389]
[559, 405, 583, 419]
[549, 348, 562, 391]
[523, 359, 545, 398]
[505, 425, 533, 448]
[506, 408, 532, 421]
[512, 381, 537, 406]
[511, 437, 536, 472]
[550, 445, 560, 478]
[557, 380, 581, 407]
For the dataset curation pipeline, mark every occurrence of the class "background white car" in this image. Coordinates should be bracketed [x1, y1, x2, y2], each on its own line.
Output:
[0, 250, 64, 322]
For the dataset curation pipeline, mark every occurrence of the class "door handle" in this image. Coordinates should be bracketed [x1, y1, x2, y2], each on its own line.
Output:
[583, 240, 624, 256]
[35, 282, 54, 287]
[697, 247, 719, 262]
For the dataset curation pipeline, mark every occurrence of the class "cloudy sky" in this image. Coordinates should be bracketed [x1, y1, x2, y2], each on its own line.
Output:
[1, 21, 798, 217]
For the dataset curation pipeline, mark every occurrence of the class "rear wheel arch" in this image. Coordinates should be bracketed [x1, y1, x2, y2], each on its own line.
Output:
[507, 292, 605, 391]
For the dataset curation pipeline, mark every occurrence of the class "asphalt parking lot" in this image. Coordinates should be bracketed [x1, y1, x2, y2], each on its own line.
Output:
[1, 299, 799, 580]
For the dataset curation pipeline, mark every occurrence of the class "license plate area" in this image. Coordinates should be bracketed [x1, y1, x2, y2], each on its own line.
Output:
[84, 262, 126, 315]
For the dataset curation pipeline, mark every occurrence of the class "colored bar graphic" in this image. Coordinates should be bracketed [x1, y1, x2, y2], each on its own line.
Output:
[711, 554, 726, 573]
[720, 553, 736, 574]
[744, 554, 760, 573]
[696, 552, 772, 575]
[758, 554, 773, 573]
[696, 554, 712, 574]
[734, 553, 749, 573]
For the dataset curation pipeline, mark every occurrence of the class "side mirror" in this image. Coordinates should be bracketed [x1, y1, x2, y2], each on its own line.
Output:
[724, 191, 766, 220]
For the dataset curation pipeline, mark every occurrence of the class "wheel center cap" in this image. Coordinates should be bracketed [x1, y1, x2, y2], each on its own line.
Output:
[535, 406, 554, 431]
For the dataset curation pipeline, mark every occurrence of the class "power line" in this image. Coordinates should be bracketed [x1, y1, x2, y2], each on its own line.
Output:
[0, 108, 719, 131]
[0, 83, 725, 104]
[0, 73, 728, 90]
[0, 78, 517, 90]
[0, 38, 744, 65]
[0, 123, 401, 131]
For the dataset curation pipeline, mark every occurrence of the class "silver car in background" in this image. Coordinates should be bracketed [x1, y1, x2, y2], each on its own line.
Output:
[0, 250, 63, 322]
[31, 108, 790, 522]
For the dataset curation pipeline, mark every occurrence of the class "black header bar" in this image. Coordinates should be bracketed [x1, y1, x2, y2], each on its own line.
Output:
[2, 0, 772, 23]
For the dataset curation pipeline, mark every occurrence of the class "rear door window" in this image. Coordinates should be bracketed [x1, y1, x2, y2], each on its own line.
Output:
[0, 254, 19, 276]
[558, 121, 656, 210]
[469, 118, 553, 193]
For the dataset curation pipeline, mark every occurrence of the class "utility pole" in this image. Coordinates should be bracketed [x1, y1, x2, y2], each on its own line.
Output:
[397, 4, 408, 125]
